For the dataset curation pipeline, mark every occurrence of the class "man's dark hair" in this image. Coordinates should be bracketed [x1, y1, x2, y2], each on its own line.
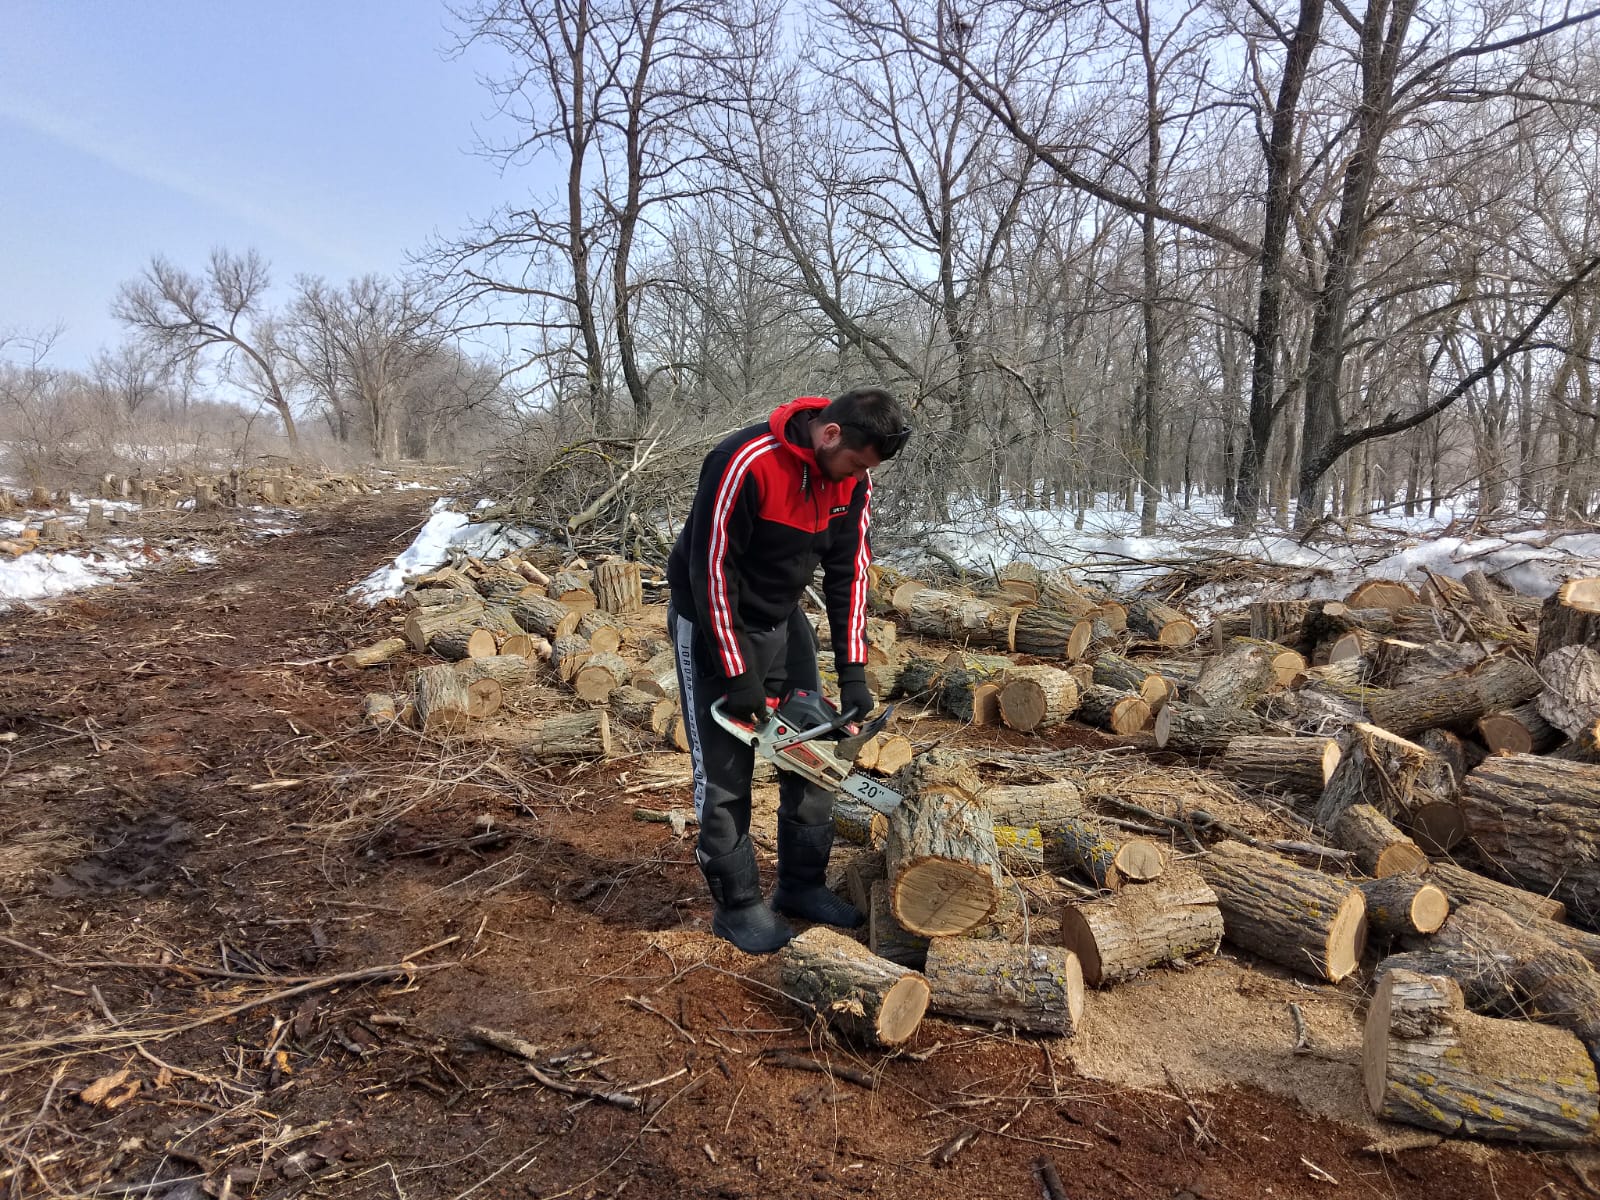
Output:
[817, 387, 912, 459]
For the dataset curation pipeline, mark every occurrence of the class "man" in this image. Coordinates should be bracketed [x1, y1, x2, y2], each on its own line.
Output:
[667, 388, 912, 953]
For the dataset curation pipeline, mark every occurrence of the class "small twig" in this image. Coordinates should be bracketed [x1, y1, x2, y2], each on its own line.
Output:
[760, 1051, 878, 1091]
[1287, 1002, 1313, 1055]
[1301, 1155, 1339, 1185]
[1165, 1066, 1220, 1147]
[469, 1025, 643, 1110]
[622, 994, 698, 1043]
[929, 1128, 980, 1166]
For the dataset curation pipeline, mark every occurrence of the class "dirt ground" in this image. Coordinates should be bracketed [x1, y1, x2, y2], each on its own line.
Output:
[0, 489, 1593, 1200]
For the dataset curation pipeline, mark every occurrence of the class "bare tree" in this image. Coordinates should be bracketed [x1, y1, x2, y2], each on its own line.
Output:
[113, 249, 301, 452]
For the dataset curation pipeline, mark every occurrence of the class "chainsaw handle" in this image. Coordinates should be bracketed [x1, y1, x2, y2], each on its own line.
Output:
[709, 697, 769, 747]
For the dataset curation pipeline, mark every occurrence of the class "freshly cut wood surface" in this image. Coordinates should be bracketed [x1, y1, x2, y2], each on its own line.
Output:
[1191, 644, 1278, 709]
[629, 647, 677, 697]
[1356, 876, 1449, 936]
[575, 610, 624, 654]
[1347, 580, 1419, 610]
[886, 752, 1003, 936]
[1227, 637, 1307, 685]
[546, 570, 595, 610]
[363, 693, 399, 726]
[430, 626, 499, 661]
[1075, 684, 1151, 734]
[1329, 804, 1428, 877]
[414, 665, 501, 732]
[1425, 860, 1566, 924]
[1364, 968, 1598, 1146]
[1314, 723, 1456, 839]
[997, 664, 1082, 732]
[573, 651, 630, 703]
[1125, 597, 1197, 647]
[1477, 700, 1561, 755]
[1459, 754, 1600, 923]
[1196, 840, 1367, 982]
[1536, 577, 1600, 660]
[1060, 868, 1223, 986]
[343, 636, 409, 670]
[924, 938, 1084, 1035]
[551, 634, 593, 683]
[1219, 735, 1341, 795]
[778, 926, 930, 1047]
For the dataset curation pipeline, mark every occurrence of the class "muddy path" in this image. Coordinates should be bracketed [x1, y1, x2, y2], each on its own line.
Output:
[0, 491, 1583, 1199]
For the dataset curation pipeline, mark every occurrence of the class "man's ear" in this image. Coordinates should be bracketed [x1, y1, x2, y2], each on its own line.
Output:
[815, 421, 844, 450]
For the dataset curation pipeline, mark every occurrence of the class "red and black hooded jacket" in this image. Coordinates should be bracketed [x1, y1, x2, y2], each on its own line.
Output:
[668, 396, 872, 679]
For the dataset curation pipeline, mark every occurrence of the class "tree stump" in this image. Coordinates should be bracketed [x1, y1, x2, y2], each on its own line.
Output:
[592, 560, 643, 615]
[1356, 877, 1449, 936]
[1060, 868, 1223, 986]
[85, 502, 108, 532]
[1328, 804, 1428, 877]
[1196, 840, 1367, 982]
[1364, 968, 1598, 1146]
[778, 927, 930, 1047]
[924, 938, 1084, 1036]
[1536, 577, 1600, 659]
[886, 752, 1003, 936]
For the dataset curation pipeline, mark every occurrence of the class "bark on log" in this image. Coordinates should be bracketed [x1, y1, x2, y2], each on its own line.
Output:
[997, 665, 1082, 732]
[546, 570, 595, 611]
[834, 798, 889, 849]
[777, 926, 930, 1047]
[551, 634, 593, 683]
[1315, 724, 1459, 852]
[1074, 684, 1151, 735]
[1041, 814, 1163, 890]
[1365, 654, 1543, 737]
[1329, 804, 1429, 877]
[1364, 968, 1598, 1146]
[1459, 754, 1600, 924]
[1011, 606, 1083, 658]
[982, 782, 1085, 830]
[1209, 612, 1252, 650]
[1227, 637, 1308, 686]
[1415, 728, 1484, 787]
[1536, 577, 1600, 660]
[629, 648, 678, 698]
[430, 627, 499, 661]
[343, 636, 409, 670]
[1091, 651, 1161, 697]
[868, 879, 929, 968]
[1196, 840, 1367, 982]
[1066, 614, 1125, 661]
[1537, 645, 1600, 740]
[515, 710, 612, 759]
[1248, 600, 1313, 651]
[511, 595, 581, 640]
[886, 752, 1003, 936]
[1476, 700, 1561, 755]
[1219, 736, 1342, 796]
[1060, 867, 1223, 986]
[498, 633, 551, 662]
[592, 560, 643, 615]
[455, 655, 537, 687]
[924, 938, 1085, 1036]
[1425, 860, 1566, 924]
[573, 651, 630, 703]
[1124, 597, 1198, 647]
[1370, 638, 1487, 690]
[575, 610, 625, 654]
[414, 665, 502, 732]
[1153, 702, 1269, 753]
[1356, 877, 1450, 937]
[403, 598, 487, 652]
[902, 588, 1014, 647]
[1373, 950, 1519, 1014]
[414, 565, 479, 594]
[363, 693, 400, 726]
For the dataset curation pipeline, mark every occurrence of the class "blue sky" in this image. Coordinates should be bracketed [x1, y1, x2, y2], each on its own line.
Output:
[1, 1, 538, 366]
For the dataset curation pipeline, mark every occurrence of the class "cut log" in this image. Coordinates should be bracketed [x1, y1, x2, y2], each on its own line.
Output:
[430, 627, 500, 661]
[1060, 867, 1223, 987]
[1365, 654, 1543, 737]
[550, 634, 594, 683]
[1041, 814, 1164, 890]
[1370, 638, 1487, 689]
[1011, 606, 1083, 658]
[834, 798, 889, 849]
[1124, 597, 1197, 647]
[575, 610, 624, 654]
[1209, 611, 1252, 650]
[1373, 949, 1519, 1014]
[868, 879, 929, 968]
[1219, 736, 1342, 795]
[1196, 840, 1367, 983]
[1153, 702, 1269, 753]
[414, 665, 502, 732]
[362, 693, 400, 727]
[516, 709, 612, 759]
[997, 665, 1082, 732]
[1347, 580, 1419, 610]
[853, 733, 912, 774]
[777, 926, 930, 1048]
[982, 781, 1085, 830]
[1074, 684, 1151, 734]
[610, 685, 675, 737]
[546, 570, 595, 611]
[1228, 637, 1308, 686]
[924, 938, 1084, 1036]
[1458, 754, 1600, 924]
[414, 565, 479, 594]
[901, 587, 1014, 647]
[1364, 968, 1598, 1146]
[343, 636, 409, 670]
[1537, 644, 1600, 739]
[1356, 877, 1449, 937]
[572, 651, 630, 703]
[1415, 728, 1484, 786]
[510, 595, 581, 640]
[1427, 902, 1600, 1060]
[592, 560, 643, 615]
[864, 616, 898, 664]
[1314, 724, 1459, 851]
[931, 653, 1010, 723]
[1067, 614, 1124, 661]
[1091, 651, 1161, 697]
[996, 560, 1042, 601]
[1476, 700, 1561, 755]
[498, 633, 551, 661]
[629, 648, 678, 698]
[846, 854, 887, 914]
[1329, 804, 1429, 877]
[403, 598, 486, 652]
[1248, 600, 1312, 650]
[1536, 577, 1600, 659]
[1425, 860, 1566, 924]
[886, 752, 1003, 937]
[455, 655, 537, 687]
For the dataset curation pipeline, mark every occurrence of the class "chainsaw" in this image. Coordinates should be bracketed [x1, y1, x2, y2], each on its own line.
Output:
[709, 689, 905, 815]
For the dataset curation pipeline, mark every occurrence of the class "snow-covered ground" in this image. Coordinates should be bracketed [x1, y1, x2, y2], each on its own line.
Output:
[355, 489, 1600, 618]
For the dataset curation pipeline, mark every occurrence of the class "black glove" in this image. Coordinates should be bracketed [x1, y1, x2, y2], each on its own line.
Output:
[722, 670, 769, 723]
[836, 664, 875, 721]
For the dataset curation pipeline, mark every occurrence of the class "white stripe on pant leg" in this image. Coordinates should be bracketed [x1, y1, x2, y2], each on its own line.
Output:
[673, 614, 710, 823]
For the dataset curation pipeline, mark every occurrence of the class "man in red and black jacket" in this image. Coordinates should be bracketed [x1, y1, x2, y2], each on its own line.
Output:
[667, 388, 911, 953]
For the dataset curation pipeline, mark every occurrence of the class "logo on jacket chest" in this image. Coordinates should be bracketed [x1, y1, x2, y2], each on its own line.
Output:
[829, 504, 850, 516]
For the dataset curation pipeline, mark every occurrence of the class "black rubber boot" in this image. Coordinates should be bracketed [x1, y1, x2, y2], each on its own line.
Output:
[700, 839, 793, 953]
[771, 817, 865, 928]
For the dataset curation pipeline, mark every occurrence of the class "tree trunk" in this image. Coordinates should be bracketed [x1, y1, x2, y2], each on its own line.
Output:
[924, 938, 1084, 1036]
[777, 926, 930, 1048]
[886, 752, 1003, 937]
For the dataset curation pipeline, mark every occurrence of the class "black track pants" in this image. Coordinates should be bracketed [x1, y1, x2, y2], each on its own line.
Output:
[668, 604, 833, 860]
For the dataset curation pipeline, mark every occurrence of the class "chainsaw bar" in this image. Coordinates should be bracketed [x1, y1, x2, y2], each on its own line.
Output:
[838, 771, 904, 815]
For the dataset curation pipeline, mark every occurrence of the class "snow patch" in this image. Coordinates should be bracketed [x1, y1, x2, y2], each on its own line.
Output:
[351, 498, 539, 603]
[0, 551, 134, 602]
